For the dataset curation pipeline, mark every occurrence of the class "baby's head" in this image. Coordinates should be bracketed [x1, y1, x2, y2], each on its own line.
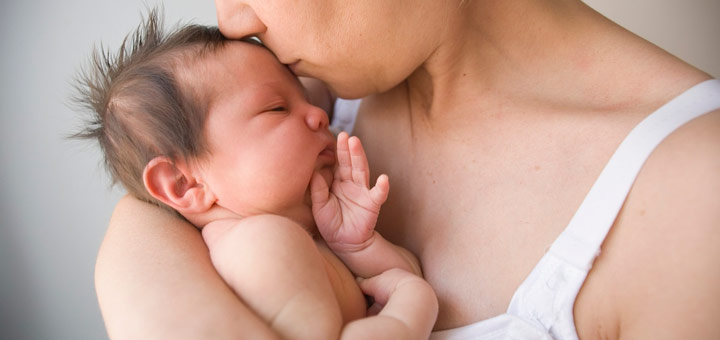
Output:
[75, 10, 335, 229]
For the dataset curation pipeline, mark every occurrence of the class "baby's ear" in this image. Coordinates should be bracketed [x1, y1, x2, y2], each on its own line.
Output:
[143, 157, 215, 214]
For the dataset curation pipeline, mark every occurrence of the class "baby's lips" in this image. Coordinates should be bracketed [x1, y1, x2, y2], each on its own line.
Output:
[318, 145, 336, 164]
[319, 136, 337, 160]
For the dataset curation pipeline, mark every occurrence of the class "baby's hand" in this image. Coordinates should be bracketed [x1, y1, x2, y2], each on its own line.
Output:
[349, 268, 438, 338]
[310, 132, 389, 253]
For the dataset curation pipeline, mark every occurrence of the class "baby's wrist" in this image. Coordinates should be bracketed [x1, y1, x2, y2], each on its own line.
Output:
[326, 231, 379, 256]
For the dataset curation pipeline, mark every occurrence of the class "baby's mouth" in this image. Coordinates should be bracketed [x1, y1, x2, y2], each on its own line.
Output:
[319, 147, 335, 160]
[317, 142, 336, 166]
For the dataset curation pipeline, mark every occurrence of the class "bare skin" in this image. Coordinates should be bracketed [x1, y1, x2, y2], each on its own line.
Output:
[96, 196, 280, 340]
[97, 0, 720, 338]
[352, 2, 718, 337]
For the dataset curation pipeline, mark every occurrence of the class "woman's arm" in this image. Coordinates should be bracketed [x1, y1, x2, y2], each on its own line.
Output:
[617, 110, 720, 339]
[575, 110, 720, 339]
[95, 195, 278, 339]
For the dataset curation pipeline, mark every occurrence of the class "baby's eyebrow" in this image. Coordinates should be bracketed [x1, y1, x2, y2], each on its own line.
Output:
[246, 83, 293, 108]
[208, 84, 263, 115]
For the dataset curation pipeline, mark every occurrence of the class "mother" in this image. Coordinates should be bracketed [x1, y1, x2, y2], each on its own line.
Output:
[96, 0, 720, 339]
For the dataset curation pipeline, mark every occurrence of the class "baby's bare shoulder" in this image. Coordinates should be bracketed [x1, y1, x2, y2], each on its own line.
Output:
[205, 215, 316, 255]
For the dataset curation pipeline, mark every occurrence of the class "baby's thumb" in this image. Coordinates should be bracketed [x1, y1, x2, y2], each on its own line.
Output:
[310, 171, 330, 207]
[370, 174, 390, 205]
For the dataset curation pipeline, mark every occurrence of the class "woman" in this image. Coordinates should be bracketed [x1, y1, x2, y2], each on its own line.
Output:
[96, 0, 720, 339]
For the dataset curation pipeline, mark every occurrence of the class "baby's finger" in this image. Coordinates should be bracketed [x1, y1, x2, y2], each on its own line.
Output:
[369, 174, 390, 205]
[336, 132, 352, 181]
[348, 136, 370, 187]
[356, 268, 412, 306]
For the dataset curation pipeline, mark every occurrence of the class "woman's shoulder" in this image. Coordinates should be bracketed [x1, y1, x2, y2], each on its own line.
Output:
[626, 107, 719, 249]
[576, 108, 720, 339]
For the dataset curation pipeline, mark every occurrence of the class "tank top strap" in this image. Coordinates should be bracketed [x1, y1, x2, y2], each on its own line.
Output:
[549, 79, 720, 270]
[502, 79, 720, 340]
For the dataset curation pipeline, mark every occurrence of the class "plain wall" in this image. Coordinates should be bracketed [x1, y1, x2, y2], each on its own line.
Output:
[0, 1, 217, 339]
[0, 1, 717, 339]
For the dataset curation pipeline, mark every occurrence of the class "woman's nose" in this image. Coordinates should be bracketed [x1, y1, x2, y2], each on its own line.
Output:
[305, 105, 330, 131]
[215, 0, 266, 39]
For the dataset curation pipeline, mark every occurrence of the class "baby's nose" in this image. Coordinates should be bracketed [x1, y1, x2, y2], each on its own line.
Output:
[305, 105, 330, 131]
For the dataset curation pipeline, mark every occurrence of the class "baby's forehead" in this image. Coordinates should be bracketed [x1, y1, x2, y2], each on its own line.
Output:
[203, 41, 299, 86]
[192, 41, 284, 78]
[217, 40, 276, 61]
[179, 40, 301, 107]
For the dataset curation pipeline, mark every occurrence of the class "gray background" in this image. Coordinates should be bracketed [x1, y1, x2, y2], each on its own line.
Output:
[0, 0, 718, 339]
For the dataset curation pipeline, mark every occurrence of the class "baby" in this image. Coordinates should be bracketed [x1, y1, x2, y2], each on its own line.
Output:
[74, 11, 437, 340]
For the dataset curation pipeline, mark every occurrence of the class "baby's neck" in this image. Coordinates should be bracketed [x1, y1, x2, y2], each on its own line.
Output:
[187, 206, 318, 237]
[182, 204, 244, 230]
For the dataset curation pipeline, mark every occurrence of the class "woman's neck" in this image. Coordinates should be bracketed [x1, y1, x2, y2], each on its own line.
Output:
[404, 0, 702, 124]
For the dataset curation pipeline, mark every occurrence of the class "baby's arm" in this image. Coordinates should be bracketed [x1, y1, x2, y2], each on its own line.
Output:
[202, 215, 343, 340]
[311, 132, 421, 278]
[203, 215, 437, 340]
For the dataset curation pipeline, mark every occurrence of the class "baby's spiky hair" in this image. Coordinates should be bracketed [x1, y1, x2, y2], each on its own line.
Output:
[72, 8, 227, 207]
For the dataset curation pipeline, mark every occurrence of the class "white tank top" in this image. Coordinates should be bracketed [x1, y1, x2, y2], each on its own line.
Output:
[332, 79, 720, 340]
